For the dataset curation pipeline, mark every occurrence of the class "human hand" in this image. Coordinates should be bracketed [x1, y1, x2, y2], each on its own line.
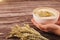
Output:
[31, 19, 60, 35]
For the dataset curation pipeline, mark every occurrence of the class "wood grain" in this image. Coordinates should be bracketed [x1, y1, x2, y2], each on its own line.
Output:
[0, 1, 60, 24]
[0, 1, 60, 40]
[3, 0, 60, 2]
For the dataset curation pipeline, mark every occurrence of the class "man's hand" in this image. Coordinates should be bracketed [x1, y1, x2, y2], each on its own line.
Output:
[31, 19, 60, 35]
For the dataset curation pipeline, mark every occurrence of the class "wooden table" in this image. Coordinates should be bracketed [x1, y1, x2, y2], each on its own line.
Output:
[0, 1, 60, 40]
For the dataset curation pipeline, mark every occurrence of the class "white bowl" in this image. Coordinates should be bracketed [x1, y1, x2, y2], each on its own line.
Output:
[33, 7, 59, 24]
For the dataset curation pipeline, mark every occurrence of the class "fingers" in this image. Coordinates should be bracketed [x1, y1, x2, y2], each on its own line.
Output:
[31, 19, 48, 32]
[54, 28, 60, 35]
[56, 20, 60, 25]
[48, 24, 60, 35]
[45, 24, 58, 32]
[31, 18, 60, 35]
[31, 19, 41, 29]
[56, 16, 60, 25]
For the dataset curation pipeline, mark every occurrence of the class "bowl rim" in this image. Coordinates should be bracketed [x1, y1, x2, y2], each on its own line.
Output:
[33, 7, 59, 19]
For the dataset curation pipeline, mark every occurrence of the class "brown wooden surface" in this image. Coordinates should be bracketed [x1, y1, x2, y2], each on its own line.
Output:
[0, 1, 60, 40]
[6, 0, 59, 1]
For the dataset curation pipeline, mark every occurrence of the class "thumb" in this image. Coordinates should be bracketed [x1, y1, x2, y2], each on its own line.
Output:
[31, 19, 48, 32]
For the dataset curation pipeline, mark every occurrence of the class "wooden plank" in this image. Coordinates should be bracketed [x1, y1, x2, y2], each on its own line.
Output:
[0, 1, 60, 17]
[0, 1, 60, 40]
[4, 0, 60, 2]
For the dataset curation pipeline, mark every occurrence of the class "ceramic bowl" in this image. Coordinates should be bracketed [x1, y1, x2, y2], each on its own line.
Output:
[33, 7, 59, 24]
